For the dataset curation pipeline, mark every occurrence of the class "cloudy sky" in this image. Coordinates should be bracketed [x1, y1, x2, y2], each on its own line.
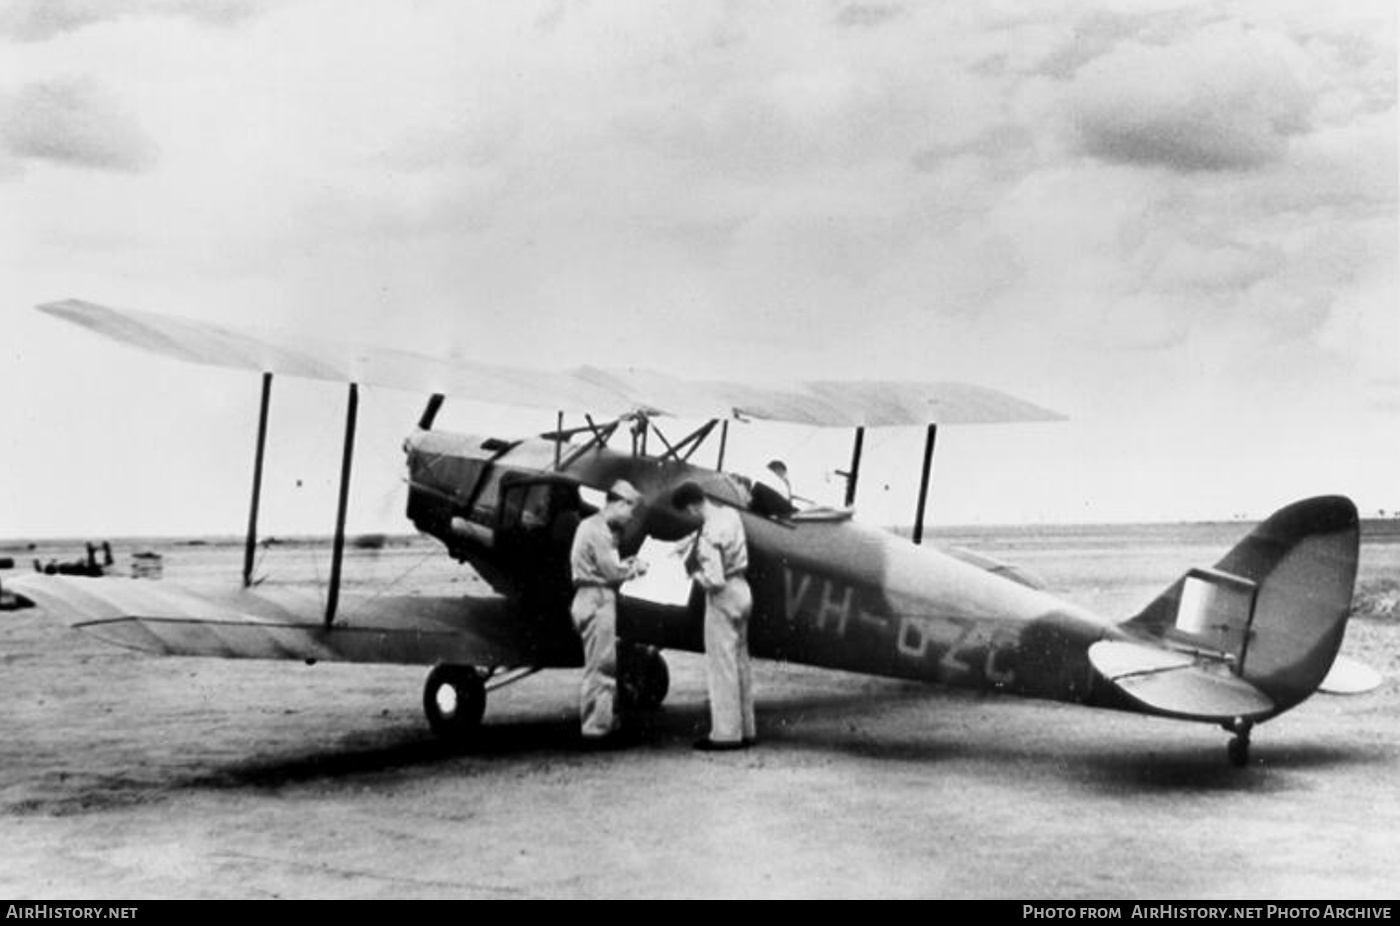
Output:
[0, 0, 1395, 538]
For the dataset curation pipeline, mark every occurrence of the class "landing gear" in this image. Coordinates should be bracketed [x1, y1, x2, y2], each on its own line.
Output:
[620, 645, 670, 711]
[1224, 717, 1254, 768]
[423, 664, 487, 742]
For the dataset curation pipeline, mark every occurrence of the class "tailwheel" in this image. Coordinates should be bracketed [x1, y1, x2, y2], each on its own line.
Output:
[620, 645, 670, 712]
[423, 664, 487, 743]
[1224, 718, 1253, 768]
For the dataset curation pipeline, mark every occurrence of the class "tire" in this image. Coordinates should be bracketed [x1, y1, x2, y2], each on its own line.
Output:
[1227, 734, 1249, 768]
[423, 665, 487, 742]
[620, 646, 670, 711]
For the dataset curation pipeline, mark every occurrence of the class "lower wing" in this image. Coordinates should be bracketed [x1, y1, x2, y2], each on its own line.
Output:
[10, 574, 580, 669]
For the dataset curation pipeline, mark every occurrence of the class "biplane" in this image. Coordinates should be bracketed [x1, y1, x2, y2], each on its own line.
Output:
[11, 299, 1378, 767]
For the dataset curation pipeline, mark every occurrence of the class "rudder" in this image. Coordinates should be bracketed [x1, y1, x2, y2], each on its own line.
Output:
[1125, 496, 1359, 717]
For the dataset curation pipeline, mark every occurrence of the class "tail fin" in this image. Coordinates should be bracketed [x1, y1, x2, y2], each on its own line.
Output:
[1124, 496, 1359, 717]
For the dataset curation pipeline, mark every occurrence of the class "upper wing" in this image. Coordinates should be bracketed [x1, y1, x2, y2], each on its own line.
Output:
[10, 574, 581, 668]
[39, 299, 1063, 427]
[574, 366, 1064, 427]
[38, 298, 627, 415]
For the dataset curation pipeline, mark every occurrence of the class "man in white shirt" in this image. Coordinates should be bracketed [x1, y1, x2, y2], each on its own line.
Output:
[672, 481, 755, 751]
[569, 479, 647, 746]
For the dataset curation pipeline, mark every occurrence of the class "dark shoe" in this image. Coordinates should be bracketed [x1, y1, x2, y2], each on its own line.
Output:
[693, 737, 748, 752]
[579, 738, 618, 752]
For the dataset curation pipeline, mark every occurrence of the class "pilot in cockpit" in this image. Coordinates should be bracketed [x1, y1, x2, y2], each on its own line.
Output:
[749, 459, 798, 519]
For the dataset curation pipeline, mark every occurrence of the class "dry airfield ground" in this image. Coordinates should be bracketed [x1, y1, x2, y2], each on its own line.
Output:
[1, 522, 1397, 900]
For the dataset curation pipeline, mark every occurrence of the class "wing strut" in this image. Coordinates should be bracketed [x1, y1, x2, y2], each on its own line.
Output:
[646, 419, 679, 460]
[843, 426, 865, 507]
[554, 411, 563, 469]
[326, 382, 359, 627]
[911, 424, 938, 545]
[418, 393, 445, 430]
[557, 416, 621, 470]
[243, 372, 273, 588]
[666, 420, 718, 463]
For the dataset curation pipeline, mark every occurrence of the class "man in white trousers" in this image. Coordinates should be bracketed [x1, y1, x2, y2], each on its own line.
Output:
[672, 481, 755, 751]
[569, 478, 647, 747]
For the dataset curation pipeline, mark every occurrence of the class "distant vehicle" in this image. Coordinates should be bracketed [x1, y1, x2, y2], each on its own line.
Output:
[131, 551, 164, 580]
[12, 299, 1381, 767]
[34, 541, 112, 577]
[0, 556, 26, 611]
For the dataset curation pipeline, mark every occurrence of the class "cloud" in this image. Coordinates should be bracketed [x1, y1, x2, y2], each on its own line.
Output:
[834, 5, 905, 29]
[1, 77, 155, 172]
[0, 0, 1391, 533]
[1311, 218, 1398, 381]
[911, 124, 1037, 175]
[1032, 8, 1151, 80]
[1066, 23, 1317, 171]
[1137, 235, 1281, 295]
[0, 0, 269, 42]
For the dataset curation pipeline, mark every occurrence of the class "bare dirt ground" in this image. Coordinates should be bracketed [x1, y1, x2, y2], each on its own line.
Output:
[1, 527, 1397, 900]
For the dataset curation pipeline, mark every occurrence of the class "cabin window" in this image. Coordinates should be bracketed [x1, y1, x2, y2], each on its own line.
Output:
[502, 483, 555, 531]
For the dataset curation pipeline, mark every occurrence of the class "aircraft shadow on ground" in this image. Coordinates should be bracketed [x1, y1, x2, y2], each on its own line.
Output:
[192, 686, 1386, 795]
[5, 685, 1380, 814]
[1059, 743, 1375, 794]
[732, 686, 1386, 794]
[8, 685, 933, 808]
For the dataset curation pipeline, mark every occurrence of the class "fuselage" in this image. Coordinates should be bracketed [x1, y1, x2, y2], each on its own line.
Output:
[403, 427, 1135, 711]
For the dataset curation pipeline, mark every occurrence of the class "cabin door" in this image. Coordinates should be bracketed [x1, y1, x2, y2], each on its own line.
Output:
[496, 476, 586, 621]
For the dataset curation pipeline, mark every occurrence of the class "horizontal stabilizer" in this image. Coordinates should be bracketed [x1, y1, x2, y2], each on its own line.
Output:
[9, 574, 579, 668]
[1089, 641, 1275, 721]
[1319, 655, 1383, 695]
[37, 299, 1063, 428]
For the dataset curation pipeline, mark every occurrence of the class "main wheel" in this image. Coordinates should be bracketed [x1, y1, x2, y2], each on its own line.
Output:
[423, 665, 487, 742]
[1224, 717, 1253, 768]
[620, 646, 670, 711]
